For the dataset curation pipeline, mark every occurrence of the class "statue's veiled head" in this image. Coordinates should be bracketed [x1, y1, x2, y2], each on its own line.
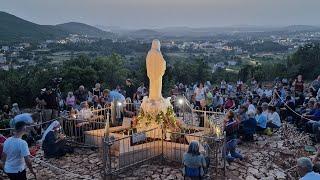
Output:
[151, 39, 161, 51]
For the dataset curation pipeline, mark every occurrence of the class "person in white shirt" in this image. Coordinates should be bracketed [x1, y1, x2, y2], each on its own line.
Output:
[267, 106, 281, 128]
[213, 93, 224, 110]
[220, 80, 227, 94]
[137, 82, 147, 100]
[78, 101, 93, 120]
[227, 83, 233, 94]
[256, 84, 264, 97]
[194, 82, 205, 107]
[247, 99, 256, 113]
[236, 80, 243, 92]
[1, 121, 36, 180]
[264, 88, 273, 98]
[297, 157, 320, 180]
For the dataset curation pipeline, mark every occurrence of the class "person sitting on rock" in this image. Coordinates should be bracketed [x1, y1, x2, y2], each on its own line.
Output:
[297, 157, 320, 179]
[224, 111, 243, 163]
[255, 106, 267, 133]
[240, 110, 257, 141]
[182, 140, 208, 178]
[41, 121, 73, 158]
[266, 106, 281, 129]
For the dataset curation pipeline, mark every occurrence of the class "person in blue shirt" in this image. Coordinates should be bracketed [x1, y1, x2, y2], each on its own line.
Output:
[240, 110, 257, 141]
[103, 89, 126, 125]
[104, 89, 125, 103]
[255, 106, 267, 133]
[297, 157, 320, 180]
[312, 103, 320, 121]
[310, 103, 320, 135]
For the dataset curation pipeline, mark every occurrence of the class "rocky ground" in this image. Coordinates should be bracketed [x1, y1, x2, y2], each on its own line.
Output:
[0, 122, 317, 180]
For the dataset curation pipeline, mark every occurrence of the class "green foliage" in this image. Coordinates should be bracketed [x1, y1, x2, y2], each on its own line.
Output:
[136, 106, 178, 131]
[170, 58, 211, 84]
[0, 54, 128, 107]
[0, 11, 67, 43]
[61, 54, 128, 91]
[287, 43, 320, 79]
[1, 43, 319, 108]
[237, 43, 320, 82]
[212, 69, 238, 83]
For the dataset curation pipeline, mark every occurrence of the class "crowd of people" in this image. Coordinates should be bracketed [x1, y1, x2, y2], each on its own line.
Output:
[181, 75, 320, 179]
[1, 74, 320, 179]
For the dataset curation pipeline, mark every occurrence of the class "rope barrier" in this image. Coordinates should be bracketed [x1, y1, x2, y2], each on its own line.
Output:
[0, 118, 60, 131]
[1, 135, 85, 179]
[273, 90, 315, 122]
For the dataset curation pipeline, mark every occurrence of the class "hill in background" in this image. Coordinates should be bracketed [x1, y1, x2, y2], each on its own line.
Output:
[56, 22, 114, 38]
[0, 11, 114, 43]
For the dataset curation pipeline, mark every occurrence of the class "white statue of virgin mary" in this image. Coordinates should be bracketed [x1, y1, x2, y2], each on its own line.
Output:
[146, 39, 166, 101]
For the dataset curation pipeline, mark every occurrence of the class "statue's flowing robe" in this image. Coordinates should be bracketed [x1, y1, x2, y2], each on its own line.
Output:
[146, 49, 166, 101]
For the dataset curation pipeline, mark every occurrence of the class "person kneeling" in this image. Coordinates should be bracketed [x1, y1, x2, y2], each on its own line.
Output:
[182, 141, 208, 179]
[224, 111, 243, 163]
[42, 121, 73, 158]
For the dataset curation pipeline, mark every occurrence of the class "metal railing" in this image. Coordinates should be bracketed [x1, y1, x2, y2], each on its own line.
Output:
[103, 127, 162, 177]
[102, 125, 226, 178]
[61, 107, 110, 148]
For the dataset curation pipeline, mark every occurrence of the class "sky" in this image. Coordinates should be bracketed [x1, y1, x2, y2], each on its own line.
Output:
[1, 0, 319, 29]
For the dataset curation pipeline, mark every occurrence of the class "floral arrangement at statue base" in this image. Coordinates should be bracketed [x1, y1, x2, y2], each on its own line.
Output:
[136, 96, 179, 132]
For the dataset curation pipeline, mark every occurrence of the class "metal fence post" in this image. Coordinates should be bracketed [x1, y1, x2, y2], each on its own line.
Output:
[111, 101, 116, 126]
[161, 125, 164, 160]
[102, 138, 107, 180]
[102, 137, 112, 180]
[223, 131, 226, 176]
[204, 111, 208, 130]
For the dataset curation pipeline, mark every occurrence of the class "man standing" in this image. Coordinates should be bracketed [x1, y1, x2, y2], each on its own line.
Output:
[1, 121, 36, 180]
[37, 88, 58, 122]
[124, 79, 136, 100]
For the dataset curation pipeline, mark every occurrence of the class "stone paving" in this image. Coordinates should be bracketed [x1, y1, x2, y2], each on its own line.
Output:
[0, 122, 316, 180]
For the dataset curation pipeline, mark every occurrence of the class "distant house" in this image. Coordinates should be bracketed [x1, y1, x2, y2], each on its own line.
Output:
[13, 65, 23, 69]
[18, 58, 29, 63]
[1, 46, 9, 51]
[19, 43, 31, 48]
[38, 43, 48, 49]
[212, 62, 226, 72]
[222, 46, 232, 51]
[0, 54, 6, 64]
[45, 40, 55, 44]
[161, 41, 175, 48]
[1, 65, 9, 71]
[227, 60, 237, 66]
[13, 46, 24, 51]
[10, 51, 19, 57]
